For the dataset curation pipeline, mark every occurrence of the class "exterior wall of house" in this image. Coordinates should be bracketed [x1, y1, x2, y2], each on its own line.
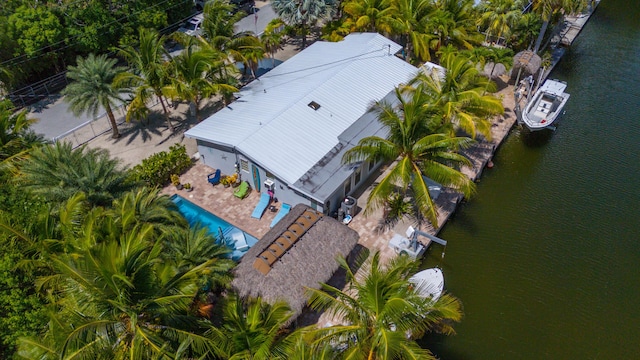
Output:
[197, 142, 384, 216]
[324, 158, 385, 216]
[197, 140, 323, 209]
[197, 141, 237, 176]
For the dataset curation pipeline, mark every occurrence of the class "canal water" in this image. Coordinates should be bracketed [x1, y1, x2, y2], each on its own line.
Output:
[422, 1, 640, 358]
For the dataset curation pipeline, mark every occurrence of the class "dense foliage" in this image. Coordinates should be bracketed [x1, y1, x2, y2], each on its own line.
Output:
[0, 0, 192, 90]
[130, 144, 193, 187]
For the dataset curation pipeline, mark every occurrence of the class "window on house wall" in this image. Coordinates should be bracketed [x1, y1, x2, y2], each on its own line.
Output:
[265, 171, 275, 180]
[240, 159, 249, 172]
[354, 167, 362, 184]
[344, 178, 352, 196]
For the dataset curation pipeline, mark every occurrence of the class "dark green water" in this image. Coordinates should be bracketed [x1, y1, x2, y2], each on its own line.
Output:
[422, 1, 640, 358]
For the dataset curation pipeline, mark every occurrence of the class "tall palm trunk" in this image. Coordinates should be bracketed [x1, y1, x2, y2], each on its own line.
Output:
[104, 103, 120, 138]
[157, 93, 174, 132]
[533, 20, 550, 54]
[301, 20, 308, 48]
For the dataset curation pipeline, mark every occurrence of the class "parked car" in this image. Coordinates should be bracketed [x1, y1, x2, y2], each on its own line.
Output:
[178, 13, 204, 36]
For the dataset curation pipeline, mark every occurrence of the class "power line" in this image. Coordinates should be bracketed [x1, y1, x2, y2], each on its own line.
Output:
[1, 0, 194, 68]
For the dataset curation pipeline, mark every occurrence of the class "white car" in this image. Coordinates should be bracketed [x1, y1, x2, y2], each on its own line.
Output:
[178, 14, 204, 36]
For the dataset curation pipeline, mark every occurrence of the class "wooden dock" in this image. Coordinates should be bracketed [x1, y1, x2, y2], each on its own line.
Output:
[543, 1, 601, 79]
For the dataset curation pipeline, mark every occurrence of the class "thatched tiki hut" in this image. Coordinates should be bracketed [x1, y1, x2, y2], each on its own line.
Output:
[511, 50, 542, 83]
[232, 204, 359, 322]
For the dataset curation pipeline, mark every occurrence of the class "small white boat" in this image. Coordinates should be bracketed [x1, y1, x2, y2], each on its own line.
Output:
[521, 79, 570, 131]
[409, 268, 444, 302]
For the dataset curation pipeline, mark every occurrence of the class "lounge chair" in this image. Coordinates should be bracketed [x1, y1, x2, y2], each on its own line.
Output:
[270, 203, 291, 228]
[207, 169, 221, 185]
[251, 192, 271, 219]
[234, 181, 249, 199]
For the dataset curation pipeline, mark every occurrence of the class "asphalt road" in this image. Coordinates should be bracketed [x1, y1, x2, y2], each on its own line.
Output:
[29, 2, 279, 140]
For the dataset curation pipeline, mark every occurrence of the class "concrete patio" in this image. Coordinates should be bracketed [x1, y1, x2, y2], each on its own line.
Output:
[161, 160, 405, 264]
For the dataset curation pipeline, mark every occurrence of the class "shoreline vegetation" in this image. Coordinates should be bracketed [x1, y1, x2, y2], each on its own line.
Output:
[0, 0, 600, 358]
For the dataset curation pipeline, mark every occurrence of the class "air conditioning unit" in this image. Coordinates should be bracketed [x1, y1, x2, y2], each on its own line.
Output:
[264, 179, 275, 191]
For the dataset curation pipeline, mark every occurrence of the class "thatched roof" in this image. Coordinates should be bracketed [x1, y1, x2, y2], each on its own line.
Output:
[512, 50, 542, 77]
[232, 204, 359, 319]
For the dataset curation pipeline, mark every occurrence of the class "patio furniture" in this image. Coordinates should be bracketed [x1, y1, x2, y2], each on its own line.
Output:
[270, 203, 291, 228]
[251, 192, 271, 219]
[207, 169, 221, 185]
[234, 181, 249, 199]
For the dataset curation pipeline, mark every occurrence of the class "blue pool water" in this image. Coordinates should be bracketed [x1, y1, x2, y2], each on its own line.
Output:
[171, 195, 258, 260]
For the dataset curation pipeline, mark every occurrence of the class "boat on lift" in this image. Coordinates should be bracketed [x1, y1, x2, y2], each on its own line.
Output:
[409, 268, 444, 302]
[520, 79, 570, 131]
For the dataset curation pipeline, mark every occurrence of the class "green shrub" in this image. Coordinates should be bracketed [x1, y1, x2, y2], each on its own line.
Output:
[129, 144, 192, 187]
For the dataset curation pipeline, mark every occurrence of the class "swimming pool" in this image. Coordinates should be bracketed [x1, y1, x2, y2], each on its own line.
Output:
[171, 195, 258, 260]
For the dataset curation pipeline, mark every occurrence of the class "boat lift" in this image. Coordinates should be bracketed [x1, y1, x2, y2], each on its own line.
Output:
[389, 226, 448, 260]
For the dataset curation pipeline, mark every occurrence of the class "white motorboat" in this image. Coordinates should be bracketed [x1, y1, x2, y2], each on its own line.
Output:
[520, 79, 570, 131]
[409, 268, 444, 302]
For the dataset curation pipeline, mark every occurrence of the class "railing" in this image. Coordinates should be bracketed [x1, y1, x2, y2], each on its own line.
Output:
[7, 72, 69, 110]
[53, 96, 161, 148]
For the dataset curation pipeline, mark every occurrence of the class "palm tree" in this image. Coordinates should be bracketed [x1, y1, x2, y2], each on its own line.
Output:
[484, 46, 514, 83]
[202, 0, 265, 79]
[431, 0, 482, 51]
[409, 53, 504, 140]
[17, 223, 219, 359]
[18, 141, 135, 207]
[206, 295, 295, 358]
[164, 41, 238, 121]
[261, 18, 287, 68]
[477, 0, 521, 46]
[109, 187, 188, 234]
[342, 88, 475, 227]
[532, 0, 587, 53]
[272, 0, 338, 49]
[11, 189, 237, 360]
[0, 99, 45, 173]
[63, 53, 126, 139]
[305, 252, 463, 359]
[387, 0, 434, 62]
[342, 0, 394, 33]
[117, 27, 175, 131]
[511, 12, 542, 50]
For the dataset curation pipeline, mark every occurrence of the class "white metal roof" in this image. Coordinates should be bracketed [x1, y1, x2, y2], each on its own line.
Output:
[185, 33, 418, 184]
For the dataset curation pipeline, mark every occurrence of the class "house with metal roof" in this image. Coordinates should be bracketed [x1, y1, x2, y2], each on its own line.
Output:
[184, 33, 419, 215]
